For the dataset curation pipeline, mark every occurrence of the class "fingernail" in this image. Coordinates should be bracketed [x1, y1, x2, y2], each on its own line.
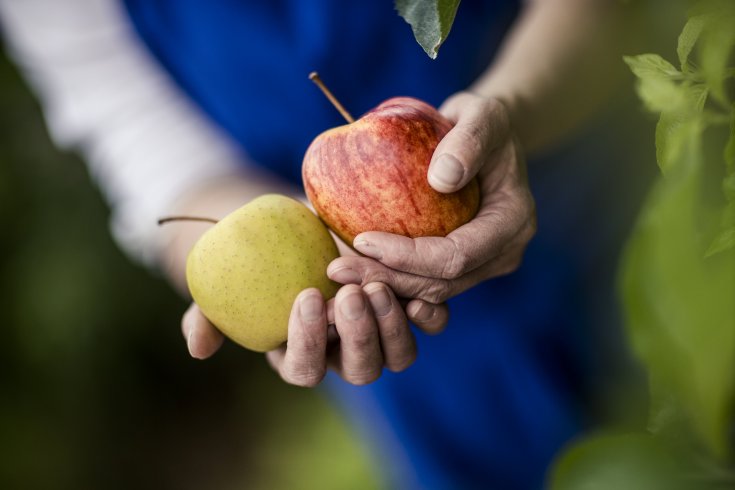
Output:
[187, 326, 203, 359]
[340, 292, 366, 321]
[429, 154, 464, 191]
[354, 239, 382, 259]
[366, 285, 392, 317]
[409, 301, 434, 322]
[300, 292, 323, 322]
[328, 266, 362, 284]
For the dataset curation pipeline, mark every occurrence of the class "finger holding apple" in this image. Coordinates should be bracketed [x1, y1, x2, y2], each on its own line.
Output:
[170, 193, 448, 387]
[266, 282, 450, 386]
[327, 91, 536, 304]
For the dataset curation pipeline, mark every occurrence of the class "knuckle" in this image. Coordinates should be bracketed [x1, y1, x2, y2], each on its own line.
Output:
[358, 261, 394, 285]
[488, 97, 511, 129]
[456, 123, 488, 157]
[423, 280, 453, 304]
[299, 331, 322, 355]
[380, 321, 406, 344]
[387, 350, 417, 373]
[441, 245, 468, 280]
[282, 364, 325, 388]
[346, 326, 375, 350]
[443, 91, 475, 112]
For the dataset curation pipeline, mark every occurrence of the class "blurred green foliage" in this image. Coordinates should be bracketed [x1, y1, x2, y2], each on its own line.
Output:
[550, 432, 697, 490]
[0, 48, 377, 490]
[551, 2, 734, 488]
[622, 0, 735, 460]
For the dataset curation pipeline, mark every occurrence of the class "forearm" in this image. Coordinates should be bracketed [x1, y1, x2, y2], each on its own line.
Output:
[471, 0, 634, 154]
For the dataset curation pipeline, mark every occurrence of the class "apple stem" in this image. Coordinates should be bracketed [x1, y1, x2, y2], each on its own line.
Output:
[309, 72, 355, 124]
[157, 216, 219, 226]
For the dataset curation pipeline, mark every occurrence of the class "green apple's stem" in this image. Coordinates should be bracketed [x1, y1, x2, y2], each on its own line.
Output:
[309, 72, 355, 124]
[157, 216, 219, 226]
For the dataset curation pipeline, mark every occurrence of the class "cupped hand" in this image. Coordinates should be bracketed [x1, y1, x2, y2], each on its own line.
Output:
[181, 284, 448, 386]
[327, 92, 536, 305]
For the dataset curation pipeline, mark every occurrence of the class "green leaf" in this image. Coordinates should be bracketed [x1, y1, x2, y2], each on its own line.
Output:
[620, 165, 735, 458]
[624, 54, 681, 81]
[635, 76, 687, 114]
[549, 432, 696, 490]
[677, 15, 706, 70]
[655, 113, 696, 174]
[654, 87, 706, 173]
[395, 0, 461, 59]
[696, 8, 735, 105]
[706, 200, 735, 257]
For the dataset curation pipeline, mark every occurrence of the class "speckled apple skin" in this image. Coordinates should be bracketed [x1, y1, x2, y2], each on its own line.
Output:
[302, 97, 480, 245]
[186, 195, 340, 353]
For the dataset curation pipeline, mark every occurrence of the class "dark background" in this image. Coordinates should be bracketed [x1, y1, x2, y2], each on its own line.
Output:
[0, 49, 377, 490]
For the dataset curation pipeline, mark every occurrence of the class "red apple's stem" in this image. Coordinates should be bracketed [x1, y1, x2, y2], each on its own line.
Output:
[309, 72, 355, 124]
[157, 216, 219, 226]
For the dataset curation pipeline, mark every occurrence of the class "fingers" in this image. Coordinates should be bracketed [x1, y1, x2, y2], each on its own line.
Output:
[363, 283, 416, 372]
[181, 303, 225, 359]
[428, 92, 510, 193]
[330, 249, 526, 304]
[330, 285, 384, 385]
[353, 189, 535, 280]
[354, 232, 470, 280]
[268, 288, 329, 387]
[329, 255, 453, 303]
[406, 300, 449, 335]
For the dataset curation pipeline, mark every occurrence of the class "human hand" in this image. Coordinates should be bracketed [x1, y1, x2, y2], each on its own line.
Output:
[181, 284, 448, 386]
[327, 92, 536, 305]
[265, 285, 447, 386]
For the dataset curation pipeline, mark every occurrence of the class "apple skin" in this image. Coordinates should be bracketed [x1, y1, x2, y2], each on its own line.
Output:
[186, 195, 340, 353]
[302, 97, 480, 245]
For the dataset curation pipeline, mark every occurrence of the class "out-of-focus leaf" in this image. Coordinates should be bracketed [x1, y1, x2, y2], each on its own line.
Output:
[549, 432, 696, 490]
[625, 54, 681, 80]
[395, 0, 461, 59]
[655, 112, 703, 174]
[706, 199, 735, 257]
[654, 84, 706, 174]
[620, 163, 735, 458]
[696, 6, 735, 105]
[636, 76, 688, 113]
[677, 14, 706, 70]
[624, 55, 692, 114]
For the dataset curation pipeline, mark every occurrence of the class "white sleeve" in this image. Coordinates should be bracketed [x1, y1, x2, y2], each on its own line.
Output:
[0, 0, 247, 267]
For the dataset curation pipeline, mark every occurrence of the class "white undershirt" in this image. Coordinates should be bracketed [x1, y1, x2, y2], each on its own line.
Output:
[0, 0, 247, 267]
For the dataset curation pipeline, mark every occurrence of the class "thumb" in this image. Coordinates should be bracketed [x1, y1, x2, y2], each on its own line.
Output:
[428, 93, 509, 193]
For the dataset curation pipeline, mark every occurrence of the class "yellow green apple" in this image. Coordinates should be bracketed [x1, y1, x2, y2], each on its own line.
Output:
[186, 194, 339, 352]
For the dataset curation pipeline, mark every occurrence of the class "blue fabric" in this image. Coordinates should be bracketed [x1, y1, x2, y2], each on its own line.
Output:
[121, 1, 602, 488]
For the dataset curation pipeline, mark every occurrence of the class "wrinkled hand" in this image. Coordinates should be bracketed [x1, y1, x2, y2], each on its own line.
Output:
[181, 281, 448, 386]
[327, 92, 536, 304]
[265, 285, 447, 386]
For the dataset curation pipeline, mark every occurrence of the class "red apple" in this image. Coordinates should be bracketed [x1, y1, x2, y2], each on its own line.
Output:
[302, 96, 480, 245]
